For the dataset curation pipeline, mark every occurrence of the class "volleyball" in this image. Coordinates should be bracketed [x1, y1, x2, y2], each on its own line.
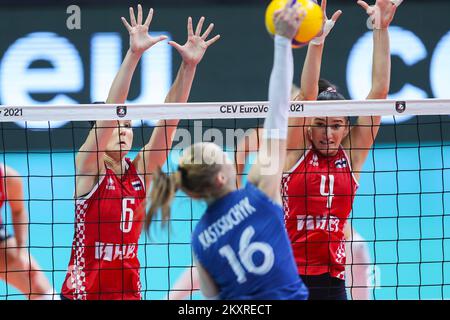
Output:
[265, 0, 324, 48]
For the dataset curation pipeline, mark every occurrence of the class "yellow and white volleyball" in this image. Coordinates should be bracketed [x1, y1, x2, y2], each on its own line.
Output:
[265, 0, 324, 48]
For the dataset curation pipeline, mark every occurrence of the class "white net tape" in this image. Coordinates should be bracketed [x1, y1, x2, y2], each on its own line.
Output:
[0, 99, 449, 122]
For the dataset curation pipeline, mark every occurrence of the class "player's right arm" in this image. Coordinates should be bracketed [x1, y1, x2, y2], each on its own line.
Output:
[248, 3, 304, 203]
[75, 5, 167, 196]
[286, 0, 342, 169]
[4, 166, 29, 270]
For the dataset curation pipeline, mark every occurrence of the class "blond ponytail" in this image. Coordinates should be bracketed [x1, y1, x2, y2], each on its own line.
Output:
[145, 167, 180, 232]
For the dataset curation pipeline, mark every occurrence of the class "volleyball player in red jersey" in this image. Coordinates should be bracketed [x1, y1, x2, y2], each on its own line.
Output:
[168, 0, 391, 300]
[0, 164, 55, 299]
[60, 5, 220, 300]
[281, 0, 399, 299]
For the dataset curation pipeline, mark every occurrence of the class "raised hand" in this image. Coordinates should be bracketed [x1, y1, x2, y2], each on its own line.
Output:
[274, 1, 305, 40]
[357, 0, 398, 30]
[169, 17, 220, 67]
[323, 0, 343, 24]
[311, 0, 343, 45]
[121, 4, 168, 55]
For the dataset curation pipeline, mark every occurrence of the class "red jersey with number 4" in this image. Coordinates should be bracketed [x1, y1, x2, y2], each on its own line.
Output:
[61, 158, 146, 300]
[281, 146, 359, 280]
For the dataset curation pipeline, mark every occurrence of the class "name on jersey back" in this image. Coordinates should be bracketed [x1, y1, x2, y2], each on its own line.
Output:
[198, 197, 256, 251]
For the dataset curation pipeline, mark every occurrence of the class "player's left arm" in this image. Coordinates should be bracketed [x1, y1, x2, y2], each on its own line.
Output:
[4, 166, 28, 262]
[287, 0, 342, 169]
[344, 0, 399, 174]
[194, 257, 219, 299]
[134, 17, 220, 189]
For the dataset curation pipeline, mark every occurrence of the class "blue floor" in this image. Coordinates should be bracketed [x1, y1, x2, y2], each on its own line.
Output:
[1, 142, 449, 300]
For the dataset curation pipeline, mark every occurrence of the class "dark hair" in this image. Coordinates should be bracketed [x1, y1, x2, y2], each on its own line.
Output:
[317, 79, 353, 124]
[317, 79, 346, 101]
[89, 101, 106, 128]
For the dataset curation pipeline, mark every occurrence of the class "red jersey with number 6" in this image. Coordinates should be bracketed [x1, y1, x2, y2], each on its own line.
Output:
[281, 146, 359, 280]
[61, 158, 146, 300]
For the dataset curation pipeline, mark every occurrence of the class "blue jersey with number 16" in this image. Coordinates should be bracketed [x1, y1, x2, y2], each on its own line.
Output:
[192, 183, 308, 300]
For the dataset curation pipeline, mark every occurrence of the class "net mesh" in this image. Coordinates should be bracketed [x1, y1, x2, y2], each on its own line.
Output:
[0, 100, 449, 300]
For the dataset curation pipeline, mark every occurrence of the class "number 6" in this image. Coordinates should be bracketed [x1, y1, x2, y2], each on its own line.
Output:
[121, 198, 135, 233]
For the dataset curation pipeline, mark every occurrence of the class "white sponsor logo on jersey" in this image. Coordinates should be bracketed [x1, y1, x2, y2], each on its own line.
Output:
[309, 153, 319, 167]
[106, 177, 115, 190]
[296, 214, 341, 233]
[94, 242, 137, 261]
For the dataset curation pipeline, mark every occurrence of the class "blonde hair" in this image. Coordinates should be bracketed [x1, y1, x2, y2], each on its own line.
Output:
[145, 143, 226, 231]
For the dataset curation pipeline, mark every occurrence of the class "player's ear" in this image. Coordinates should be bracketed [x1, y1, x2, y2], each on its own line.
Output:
[344, 126, 350, 138]
[307, 127, 312, 140]
[215, 170, 227, 188]
[344, 118, 351, 137]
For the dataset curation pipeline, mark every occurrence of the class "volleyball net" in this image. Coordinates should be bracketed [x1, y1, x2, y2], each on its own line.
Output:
[0, 99, 449, 300]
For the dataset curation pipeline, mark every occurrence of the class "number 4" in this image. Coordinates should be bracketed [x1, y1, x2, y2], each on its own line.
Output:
[320, 175, 335, 209]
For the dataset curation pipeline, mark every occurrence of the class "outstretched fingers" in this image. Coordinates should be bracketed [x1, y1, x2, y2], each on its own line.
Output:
[168, 40, 183, 52]
[206, 34, 221, 47]
[187, 17, 194, 37]
[121, 17, 132, 32]
[357, 0, 370, 10]
[154, 35, 169, 44]
[144, 8, 154, 27]
[201, 23, 215, 40]
[195, 16, 206, 36]
[137, 4, 143, 25]
[321, 0, 328, 14]
[129, 7, 137, 26]
[331, 9, 343, 22]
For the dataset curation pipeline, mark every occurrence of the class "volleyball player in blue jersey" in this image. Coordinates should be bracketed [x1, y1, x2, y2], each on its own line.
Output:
[145, 3, 308, 300]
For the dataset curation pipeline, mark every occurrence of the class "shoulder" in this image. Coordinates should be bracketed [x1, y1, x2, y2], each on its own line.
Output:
[2, 166, 22, 184]
[285, 147, 312, 174]
[128, 157, 142, 175]
[2, 165, 19, 176]
[338, 146, 353, 168]
[1, 166, 23, 196]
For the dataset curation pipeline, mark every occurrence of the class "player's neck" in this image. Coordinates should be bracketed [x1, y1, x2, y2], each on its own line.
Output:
[104, 155, 127, 175]
[204, 184, 237, 206]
